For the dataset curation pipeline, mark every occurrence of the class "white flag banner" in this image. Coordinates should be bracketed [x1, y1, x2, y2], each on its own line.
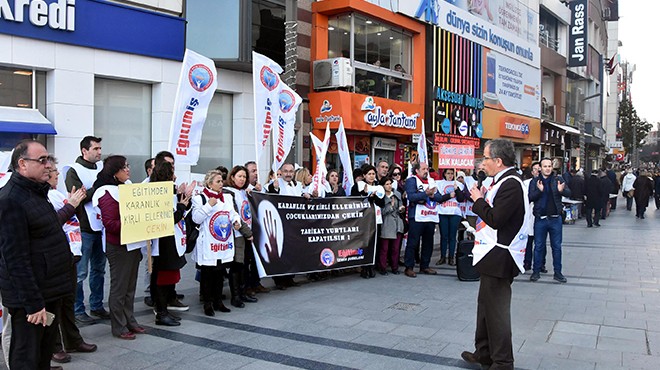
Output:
[253, 51, 284, 162]
[310, 122, 331, 194]
[168, 49, 218, 165]
[335, 120, 354, 194]
[271, 83, 302, 173]
[0, 150, 13, 188]
[417, 119, 428, 166]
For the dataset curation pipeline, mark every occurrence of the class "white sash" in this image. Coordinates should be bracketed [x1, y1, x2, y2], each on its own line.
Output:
[48, 189, 82, 256]
[436, 180, 463, 216]
[225, 187, 252, 238]
[461, 176, 477, 217]
[276, 178, 304, 196]
[68, 162, 104, 231]
[472, 175, 530, 274]
[413, 176, 439, 223]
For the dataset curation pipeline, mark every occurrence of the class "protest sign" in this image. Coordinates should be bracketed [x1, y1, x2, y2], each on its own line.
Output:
[119, 182, 174, 244]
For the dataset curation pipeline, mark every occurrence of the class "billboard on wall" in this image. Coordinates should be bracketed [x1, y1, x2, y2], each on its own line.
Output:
[399, 0, 540, 68]
[568, 0, 588, 67]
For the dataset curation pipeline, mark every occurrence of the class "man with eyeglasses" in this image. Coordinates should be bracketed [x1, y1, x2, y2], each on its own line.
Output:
[0, 140, 73, 369]
[64, 136, 110, 325]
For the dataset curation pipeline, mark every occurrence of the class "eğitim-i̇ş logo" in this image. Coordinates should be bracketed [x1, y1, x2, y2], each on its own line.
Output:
[260, 66, 280, 91]
[210, 212, 232, 242]
[188, 64, 214, 92]
[279, 90, 295, 113]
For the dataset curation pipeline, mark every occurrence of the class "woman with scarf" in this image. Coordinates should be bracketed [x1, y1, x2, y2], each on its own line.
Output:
[191, 169, 241, 316]
[223, 165, 257, 308]
[93, 155, 145, 340]
[351, 164, 386, 278]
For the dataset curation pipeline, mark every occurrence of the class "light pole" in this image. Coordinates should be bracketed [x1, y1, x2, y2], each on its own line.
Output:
[579, 93, 602, 171]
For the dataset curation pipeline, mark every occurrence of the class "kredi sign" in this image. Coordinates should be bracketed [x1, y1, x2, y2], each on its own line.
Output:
[0, 0, 76, 31]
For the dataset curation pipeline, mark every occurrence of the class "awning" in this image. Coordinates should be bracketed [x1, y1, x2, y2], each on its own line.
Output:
[542, 120, 580, 135]
[0, 106, 56, 135]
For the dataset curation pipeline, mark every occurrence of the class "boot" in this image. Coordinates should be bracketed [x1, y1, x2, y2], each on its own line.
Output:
[448, 256, 456, 266]
[367, 266, 376, 278]
[155, 311, 180, 326]
[436, 256, 446, 265]
[213, 300, 231, 313]
[203, 302, 215, 316]
[229, 271, 245, 308]
[237, 271, 257, 303]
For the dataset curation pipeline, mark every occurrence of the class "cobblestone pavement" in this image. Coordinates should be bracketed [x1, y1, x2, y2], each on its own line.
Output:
[5, 196, 660, 369]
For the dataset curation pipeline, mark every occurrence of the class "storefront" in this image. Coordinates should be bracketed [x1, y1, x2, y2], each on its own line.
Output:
[309, 0, 426, 170]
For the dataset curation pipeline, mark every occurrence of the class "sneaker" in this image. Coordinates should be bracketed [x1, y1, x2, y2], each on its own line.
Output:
[553, 272, 567, 283]
[540, 267, 548, 273]
[530, 272, 540, 282]
[90, 308, 110, 319]
[75, 313, 97, 326]
[167, 298, 189, 312]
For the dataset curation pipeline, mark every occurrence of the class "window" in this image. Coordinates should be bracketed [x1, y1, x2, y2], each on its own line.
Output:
[0, 66, 46, 113]
[191, 93, 233, 175]
[253, 0, 286, 67]
[327, 13, 413, 101]
[94, 79, 152, 181]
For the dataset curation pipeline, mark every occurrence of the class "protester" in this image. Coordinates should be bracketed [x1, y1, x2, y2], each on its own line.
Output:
[192, 169, 241, 316]
[141, 158, 155, 308]
[522, 162, 540, 271]
[224, 165, 258, 308]
[351, 164, 385, 278]
[584, 170, 603, 228]
[621, 168, 636, 211]
[436, 169, 465, 266]
[404, 162, 443, 278]
[65, 136, 109, 325]
[93, 155, 146, 340]
[149, 156, 193, 326]
[245, 161, 263, 193]
[142, 158, 154, 183]
[325, 169, 346, 197]
[461, 139, 529, 370]
[0, 140, 73, 368]
[376, 160, 389, 184]
[632, 171, 654, 219]
[46, 163, 98, 363]
[528, 158, 571, 283]
[243, 161, 269, 296]
[378, 177, 404, 274]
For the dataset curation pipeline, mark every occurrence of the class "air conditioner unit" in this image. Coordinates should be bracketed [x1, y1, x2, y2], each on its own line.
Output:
[313, 57, 352, 90]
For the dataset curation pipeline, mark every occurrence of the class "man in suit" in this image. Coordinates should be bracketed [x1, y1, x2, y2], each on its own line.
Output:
[461, 139, 529, 370]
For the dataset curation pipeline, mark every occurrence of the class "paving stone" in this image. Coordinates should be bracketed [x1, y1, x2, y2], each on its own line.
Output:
[548, 331, 597, 349]
[598, 326, 646, 341]
[537, 356, 596, 370]
[596, 336, 648, 355]
[554, 321, 601, 336]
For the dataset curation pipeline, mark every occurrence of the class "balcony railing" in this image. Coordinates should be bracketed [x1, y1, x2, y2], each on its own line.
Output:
[539, 31, 559, 52]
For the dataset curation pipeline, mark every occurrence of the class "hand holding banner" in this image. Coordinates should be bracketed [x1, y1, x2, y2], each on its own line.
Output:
[118, 182, 174, 244]
[168, 49, 218, 165]
[417, 119, 428, 166]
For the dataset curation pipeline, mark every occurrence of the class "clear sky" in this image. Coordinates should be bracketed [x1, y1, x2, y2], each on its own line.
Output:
[618, 2, 659, 126]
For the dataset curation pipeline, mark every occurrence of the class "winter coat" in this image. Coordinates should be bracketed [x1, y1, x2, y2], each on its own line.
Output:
[584, 174, 603, 207]
[632, 176, 654, 207]
[569, 174, 585, 201]
[621, 173, 636, 192]
[380, 191, 404, 239]
[528, 173, 571, 217]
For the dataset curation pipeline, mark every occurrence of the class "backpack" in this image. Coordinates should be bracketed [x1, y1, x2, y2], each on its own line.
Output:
[184, 194, 206, 253]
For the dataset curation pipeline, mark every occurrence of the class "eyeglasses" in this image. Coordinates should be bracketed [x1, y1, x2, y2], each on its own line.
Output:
[21, 156, 54, 165]
[392, 172, 401, 177]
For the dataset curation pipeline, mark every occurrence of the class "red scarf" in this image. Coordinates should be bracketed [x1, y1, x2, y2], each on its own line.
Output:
[415, 175, 428, 185]
[203, 188, 224, 202]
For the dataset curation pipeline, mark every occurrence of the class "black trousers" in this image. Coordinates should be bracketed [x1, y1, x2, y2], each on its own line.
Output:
[55, 264, 83, 352]
[585, 205, 601, 227]
[8, 299, 63, 370]
[474, 274, 514, 370]
[200, 262, 227, 304]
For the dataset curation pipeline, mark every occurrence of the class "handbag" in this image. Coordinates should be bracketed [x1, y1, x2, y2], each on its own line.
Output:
[627, 189, 634, 198]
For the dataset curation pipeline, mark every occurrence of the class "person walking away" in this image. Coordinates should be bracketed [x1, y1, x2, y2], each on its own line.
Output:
[461, 139, 530, 370]
[632, 171, 654, 219]
[569, 169, 585, 219]
[606, 165, 620, 210]
[598, 170, 613, 220]
[528, 158, 571, 283]
[621, 169, 636, 211]
[584, 170, 603, 228]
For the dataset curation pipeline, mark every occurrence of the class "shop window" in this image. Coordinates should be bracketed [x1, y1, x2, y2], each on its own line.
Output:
[191, 93, 233, 175]
[0, 67, 46, 114]
[94, 78, 152, 181]
[328, 13, 413, 102]
[252, 0, 286, 67]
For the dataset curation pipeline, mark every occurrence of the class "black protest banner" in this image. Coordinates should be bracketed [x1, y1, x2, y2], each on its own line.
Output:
[249, 192, 376, 277]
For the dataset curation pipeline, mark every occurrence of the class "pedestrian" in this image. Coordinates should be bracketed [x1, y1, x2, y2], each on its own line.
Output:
[621, 168, 636, 211]
[598, 170, 613, 219]
[522, 162, 540, 271]
[654, 172, 660, 210]
[606, 164, 620, 210]
[191, 169, 241, 316]
[65, 136, 110, 325]
[378, 177, 404, 274]
[92, 155, 146, 340]
[632, 171, 654, 219]
[46, 163, 98, 363]
[528, 158, 571, 283]
[436, 169, 465, 266]
[461, 139, 530, 370]
[403, 162, 443, 278]
[0, 140, 73, 369]
[584, 170, 603, 228]
[569, 169, 585, 218]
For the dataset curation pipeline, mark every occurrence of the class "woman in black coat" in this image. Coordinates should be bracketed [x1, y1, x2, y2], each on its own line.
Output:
[632, 171, 654, 219]
[149, 161, 191, 326]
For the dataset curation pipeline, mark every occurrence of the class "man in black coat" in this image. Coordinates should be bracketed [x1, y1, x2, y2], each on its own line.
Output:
[0, 140, 73, 369]
[569, 170, 585, 218]
[584, 170, 603, 227]
[599, 170, 613, 220]
[461, 139, 526, 370]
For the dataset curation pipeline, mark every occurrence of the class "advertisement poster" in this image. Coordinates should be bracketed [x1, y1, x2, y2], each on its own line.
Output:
[249, 193, 376, 277]
[482, 49, 540, 118]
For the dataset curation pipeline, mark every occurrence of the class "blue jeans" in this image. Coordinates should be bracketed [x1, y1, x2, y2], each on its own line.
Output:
[533, 217, 563, 274]
[75, 232, 106, 315]
[439, 215, 461, 258]
[404, 219, 436, 270]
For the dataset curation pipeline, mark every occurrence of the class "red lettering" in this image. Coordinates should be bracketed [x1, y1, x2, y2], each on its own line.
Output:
[176, 148, 187, 155]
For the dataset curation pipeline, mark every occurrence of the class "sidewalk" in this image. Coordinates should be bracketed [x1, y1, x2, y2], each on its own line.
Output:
[5, 196, 660, 369]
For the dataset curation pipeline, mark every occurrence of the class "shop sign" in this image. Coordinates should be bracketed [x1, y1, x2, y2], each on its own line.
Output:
[412, 133, 421, 143]
[372, 137, 397, 151]
[434, 133, 480, 149]
[361, 97, 419, 131]
[608, 141, 623, 149]
[0, 0, 184, 60]
[314, 99, 343, 124]
[541, 125, 562, 145]
[399, 0, 540, 68]
[568, 0, 588, 67]
[435, 88, 484, 110]
[500, 120, 530, 139]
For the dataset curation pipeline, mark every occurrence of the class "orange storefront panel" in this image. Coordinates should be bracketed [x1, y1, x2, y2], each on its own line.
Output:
[481, 108, 540, 144]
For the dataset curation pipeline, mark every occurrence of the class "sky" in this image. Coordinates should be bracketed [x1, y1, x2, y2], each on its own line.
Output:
[618, 2, 659, 127]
